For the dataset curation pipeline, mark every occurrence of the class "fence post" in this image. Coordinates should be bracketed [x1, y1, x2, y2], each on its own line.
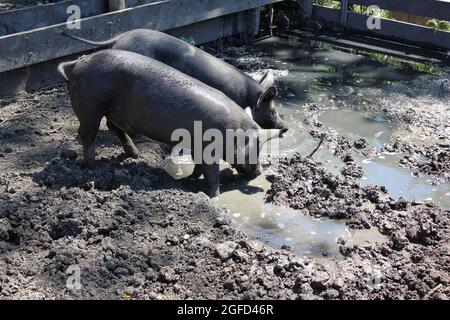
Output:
[109, 0, 126, 11]
[340, 0, 349, 25]
[297, 0, 313, 18]
[252, 7, 261, 35]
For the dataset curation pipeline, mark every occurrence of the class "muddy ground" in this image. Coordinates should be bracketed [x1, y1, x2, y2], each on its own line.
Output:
[1, 41, 450, 299]
[266, 154, 449, 299]
[0, 87, 391, 300]
[211, 38, 450, 183]
[0, 0, 62, 12]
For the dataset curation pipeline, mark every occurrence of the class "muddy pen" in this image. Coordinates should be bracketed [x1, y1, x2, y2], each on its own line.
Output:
[0, 0, 449, 306]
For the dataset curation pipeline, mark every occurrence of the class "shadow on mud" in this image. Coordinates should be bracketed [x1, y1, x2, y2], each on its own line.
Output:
[31, 153, 258, 196]
[179, 167, 265, 196]
[32, 156, 182, 193]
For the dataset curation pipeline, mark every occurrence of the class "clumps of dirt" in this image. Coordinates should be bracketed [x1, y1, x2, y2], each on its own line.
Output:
[265, 153, 450, 299]
[204, 41, 290, 83]
[0, 179, 377, 300]
[385, 140, 450, 183]
[266, 154, 382, 222]
[0, 84, 389, 300]
[338, 198, 450, 299]
[222, 48, 272, 72]
[414, 145, 450, 182]
[309, 128, 349, 157]
[303, 104, 376, 161]
[2, 184, 303, 299]
[335, 235, 450, 299]
[33, 152, 170, 192]
[340, 156, 364, 178]
[343, 73, 450, 182]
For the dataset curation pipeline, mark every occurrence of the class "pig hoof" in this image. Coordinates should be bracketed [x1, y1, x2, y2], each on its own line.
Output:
[124, 146, 140, 159]
[208, 189, 220, 198]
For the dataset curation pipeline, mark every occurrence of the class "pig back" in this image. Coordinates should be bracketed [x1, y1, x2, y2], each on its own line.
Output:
[69, 50, 257, 146]
[112, 30, 263, 109]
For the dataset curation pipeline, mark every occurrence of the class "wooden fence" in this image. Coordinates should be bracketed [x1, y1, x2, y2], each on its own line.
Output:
[0, 0, 282, 96]
[299, 0, 450, 51]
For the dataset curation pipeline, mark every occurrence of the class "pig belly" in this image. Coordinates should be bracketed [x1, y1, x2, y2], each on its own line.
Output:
[106, 103, 190, 147]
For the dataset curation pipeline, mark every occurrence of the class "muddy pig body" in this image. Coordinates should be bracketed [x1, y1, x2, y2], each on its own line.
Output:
[58, 49, 276, 197]
[63, 29, 286, 130]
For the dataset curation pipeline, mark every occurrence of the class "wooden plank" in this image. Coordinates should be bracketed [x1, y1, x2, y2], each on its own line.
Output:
[346, 11, 450, 50]
[0, 10, 259, 97]
[252, 7, 262, 35]
[0, 1, 180, 37]
[168, 9, 260, 45]
[313, 5, 450, 50]
[0, 0, 108, 36]
[126, 0, 166, 5]
[348, 0, 450, 22]
[0, 0, 282, 73]
[313, 5, 341, 24]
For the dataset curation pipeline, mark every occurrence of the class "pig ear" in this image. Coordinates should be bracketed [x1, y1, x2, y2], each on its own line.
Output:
[257, 128, 286, 145]
[259, 71, 275, 89]
[257, 87, 278, 107]
[245, 107, 253, 120]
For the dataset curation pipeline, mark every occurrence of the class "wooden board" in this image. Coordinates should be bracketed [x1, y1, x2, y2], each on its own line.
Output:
[0, 1, 172, 37]
[0, 9, 260, 97]
[347, 11, 450, 51]
[0, 0, 108, 36]
[313, 5, 450, 51]
[348, 0, 450, 22]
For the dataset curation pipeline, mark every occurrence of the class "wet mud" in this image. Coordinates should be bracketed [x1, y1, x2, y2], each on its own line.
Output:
[0, 36, 449, 299]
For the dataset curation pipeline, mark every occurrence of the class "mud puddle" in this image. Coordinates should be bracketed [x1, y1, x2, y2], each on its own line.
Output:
[203, 36, 447, 256]
[217, 172, 390, 257]
[357, 155, 450, 207]
[217, 173, 348, 257]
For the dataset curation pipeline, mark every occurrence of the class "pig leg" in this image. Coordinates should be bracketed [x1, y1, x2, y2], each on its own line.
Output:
[77, 115, 102, 168]
[202, 163, 220, 197]
[106, 120, 140, 159]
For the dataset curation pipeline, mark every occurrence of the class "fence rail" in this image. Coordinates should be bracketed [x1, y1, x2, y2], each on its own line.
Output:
[0, 1, 164, 36]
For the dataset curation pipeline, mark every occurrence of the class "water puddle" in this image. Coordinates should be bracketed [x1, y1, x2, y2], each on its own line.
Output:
[217, 173, 349, 257]
[357, 154, 450, 207]
[165, 36, 448, 257]
[319, 108, 395, 149]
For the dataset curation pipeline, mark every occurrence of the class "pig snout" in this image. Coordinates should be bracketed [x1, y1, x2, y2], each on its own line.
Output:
[252, 104, 288, 132]
[235, 163, 263, 180]
[259, 115, 288, 133]
[275, 118, 288, 133]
